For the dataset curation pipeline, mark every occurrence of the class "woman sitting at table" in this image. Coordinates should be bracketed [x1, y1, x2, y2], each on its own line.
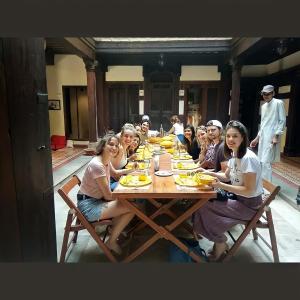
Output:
[127, 132, 141, 159]
[77, 134, 135, 255]
[110, 124, 137, 191]
[182, 124, 199, 160]
[193, 120, 264, 261]
[195, 125, 208, 164]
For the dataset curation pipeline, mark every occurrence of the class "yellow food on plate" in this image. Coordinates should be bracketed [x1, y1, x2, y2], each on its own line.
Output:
[119, 175, 152, 187]
[148, 137, 161, 144]
[138, 174, 147, 181]
[172, 154, 192, 160]
[193, 173, 215, 185]
[125, 162, 149, 170]
[166, 148, 174, 154]
[160, 140, 173, 148]
[174, 175, 198, 187]
[161, 136, 173, 141]
[179, 173, 188, 178]
[175, 162, 197, 170]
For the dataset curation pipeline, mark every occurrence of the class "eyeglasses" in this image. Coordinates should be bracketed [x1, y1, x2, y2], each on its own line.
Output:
[262, 92, 272, 96]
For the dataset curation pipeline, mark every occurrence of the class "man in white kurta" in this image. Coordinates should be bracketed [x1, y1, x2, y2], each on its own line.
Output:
[250, 85, 286, 181]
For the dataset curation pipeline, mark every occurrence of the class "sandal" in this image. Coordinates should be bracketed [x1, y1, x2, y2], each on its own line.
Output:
[208, 243, 229, 262]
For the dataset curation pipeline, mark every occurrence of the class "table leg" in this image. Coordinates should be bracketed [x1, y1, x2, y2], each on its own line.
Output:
[122, 197, 209, 262]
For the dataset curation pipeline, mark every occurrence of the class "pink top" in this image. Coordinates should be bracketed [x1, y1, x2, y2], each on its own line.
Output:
[79, 157, 110, 199]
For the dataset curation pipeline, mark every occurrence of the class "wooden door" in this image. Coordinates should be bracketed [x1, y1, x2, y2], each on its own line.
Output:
[108, 84, 139, 132]
[150, 83, 174, 131]
[0, 38, 57, 261]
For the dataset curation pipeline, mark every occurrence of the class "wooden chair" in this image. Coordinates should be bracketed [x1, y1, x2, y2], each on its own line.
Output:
[58, 175, 117, 262]
[222, 179, 281, 262]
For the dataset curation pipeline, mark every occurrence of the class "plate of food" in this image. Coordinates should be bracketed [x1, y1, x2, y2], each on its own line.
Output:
[173, 174, 213, 190]
[193, 173, 216, 185]
[119, 174, 152, 187]
[173, 162, 198, 170]
[172, 154, 193, 160]
[154, 170, 173, 177]
[125, 161, 150, 170]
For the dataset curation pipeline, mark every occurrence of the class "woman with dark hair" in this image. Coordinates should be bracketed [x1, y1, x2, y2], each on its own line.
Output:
[77, 134, 135, 255]
[127, 132, 141, 158]
[182, 124, 199, 160]
[193, 120, 264, 261]
[140, 120, 150, 144]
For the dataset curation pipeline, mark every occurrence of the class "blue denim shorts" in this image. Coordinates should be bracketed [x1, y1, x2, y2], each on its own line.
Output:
[77, 194, 108, 222]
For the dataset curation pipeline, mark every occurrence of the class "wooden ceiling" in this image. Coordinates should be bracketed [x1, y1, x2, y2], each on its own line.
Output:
[45, 37, 300, 67]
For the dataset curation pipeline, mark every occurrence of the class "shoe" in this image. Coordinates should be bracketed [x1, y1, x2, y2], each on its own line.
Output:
[106, 241, 122, 256]
[208, 243, 229, 262]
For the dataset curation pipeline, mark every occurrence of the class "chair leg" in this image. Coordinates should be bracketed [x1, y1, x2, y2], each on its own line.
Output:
[59, 213, 73, 263]
[72, 217, 81, 243]
[252, 228, 258, 240]
[266, 209, 280, 262]
[102, 225, 110, 243]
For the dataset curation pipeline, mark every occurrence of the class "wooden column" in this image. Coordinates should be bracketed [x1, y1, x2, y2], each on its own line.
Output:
[284, 70, 300, 156]
[95, 64, 107, 137]
[84, 59, 98, 142]
[230, 60, 242, 120]
[0, 38, 57, 261]
[219, 64, 232, 126]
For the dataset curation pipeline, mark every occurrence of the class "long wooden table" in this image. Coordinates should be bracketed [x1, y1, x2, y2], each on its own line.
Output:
[113, 153, 216, 262]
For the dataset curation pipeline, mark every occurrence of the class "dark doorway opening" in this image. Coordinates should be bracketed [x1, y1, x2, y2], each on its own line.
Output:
[108, 83, 140, 132]
[63, 86, 89, 140]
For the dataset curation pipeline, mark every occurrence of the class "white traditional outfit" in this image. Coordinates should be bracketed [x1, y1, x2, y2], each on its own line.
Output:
[257, 97, 286, 180]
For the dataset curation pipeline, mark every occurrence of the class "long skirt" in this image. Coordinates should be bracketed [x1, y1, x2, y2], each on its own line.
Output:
[193, 195, 262, 243]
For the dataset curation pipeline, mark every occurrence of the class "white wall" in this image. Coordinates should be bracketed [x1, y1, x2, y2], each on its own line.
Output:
[242, 50, 300, 77]
[46, 55, 87, 136]
[180, 66, 221, 81]
[106, 66, 143, 81]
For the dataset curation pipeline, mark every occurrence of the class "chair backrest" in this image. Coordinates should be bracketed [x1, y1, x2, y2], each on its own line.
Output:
[58, 175, 81, 211]
[262, 179, 281, 208]
[252, 179, 280, 221]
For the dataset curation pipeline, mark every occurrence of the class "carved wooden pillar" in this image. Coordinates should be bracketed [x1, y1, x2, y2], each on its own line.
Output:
[230, 60, 242, 120]
[95, 64, 107, 137]
[84, 59, 98, 142]
[219, 64, 232, 126]
[284, 70, 300, 156]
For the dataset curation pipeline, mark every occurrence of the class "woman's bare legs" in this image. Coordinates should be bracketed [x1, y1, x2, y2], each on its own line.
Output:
[208, 242, 229, 261]
[100, 200, 135, 254]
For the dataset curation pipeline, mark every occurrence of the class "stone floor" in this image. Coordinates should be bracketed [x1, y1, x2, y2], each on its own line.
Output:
[52, 152, 300, 263]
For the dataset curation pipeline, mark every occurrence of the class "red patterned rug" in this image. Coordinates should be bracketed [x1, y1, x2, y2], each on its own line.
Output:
[273, 159, 300, 187]
[52, 147, 85, 171]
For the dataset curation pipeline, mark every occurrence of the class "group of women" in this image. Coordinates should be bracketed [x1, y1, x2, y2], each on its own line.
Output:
[76, 115, 264, 261]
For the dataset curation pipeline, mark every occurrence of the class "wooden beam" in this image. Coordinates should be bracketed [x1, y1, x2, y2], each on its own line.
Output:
[64, 37, 95, 60]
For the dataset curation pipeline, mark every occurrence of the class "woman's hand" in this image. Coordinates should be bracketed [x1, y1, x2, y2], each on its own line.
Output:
[211, 177, 222, 189]
[128, 153, 137, 161]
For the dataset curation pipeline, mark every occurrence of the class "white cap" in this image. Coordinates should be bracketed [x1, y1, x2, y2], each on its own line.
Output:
[261, 85, 274, 94]
[142, 115, 150, 122]
[206, 120, 223, 129]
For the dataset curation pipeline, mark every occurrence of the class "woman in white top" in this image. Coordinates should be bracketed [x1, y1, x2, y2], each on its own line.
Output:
[193, 120, 264, 261]
[77, 134, 135, 255]
[168, 115, 184, 142]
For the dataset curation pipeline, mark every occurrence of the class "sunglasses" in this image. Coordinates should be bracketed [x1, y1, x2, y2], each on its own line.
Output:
[262, 92, 272, 96]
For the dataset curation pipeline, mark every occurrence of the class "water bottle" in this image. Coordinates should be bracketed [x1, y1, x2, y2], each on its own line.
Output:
[160, 124, 164, 137]
[153, 153, 160, 171]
